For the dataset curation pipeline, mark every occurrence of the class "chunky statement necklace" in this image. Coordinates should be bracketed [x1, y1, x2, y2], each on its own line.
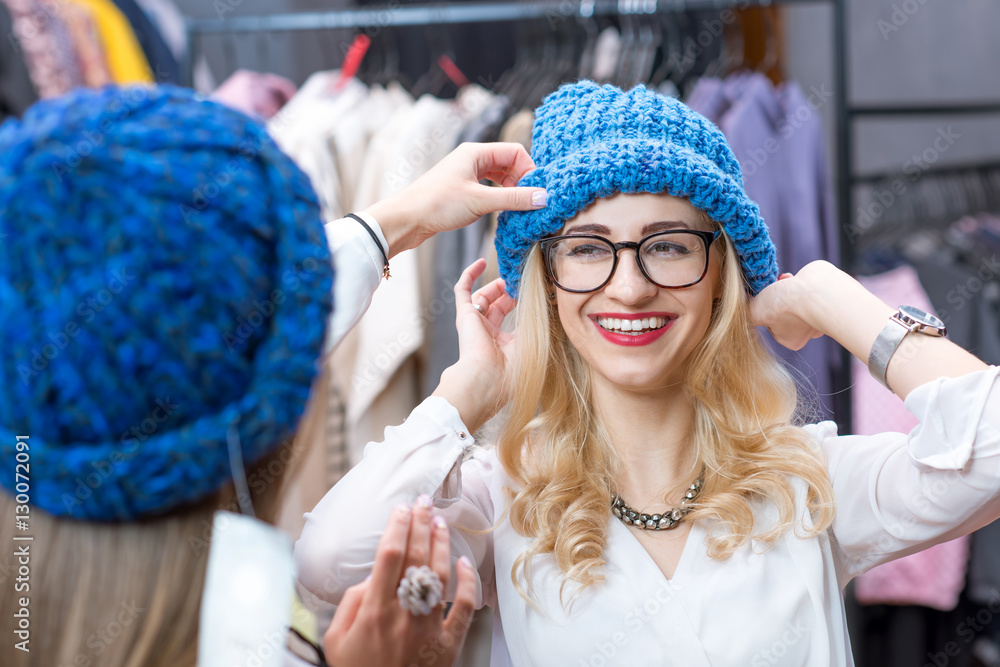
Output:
[612, 468, 705, 531]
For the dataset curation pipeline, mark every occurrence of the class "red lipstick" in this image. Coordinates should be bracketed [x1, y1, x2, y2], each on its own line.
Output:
[589, 312, 676, 347]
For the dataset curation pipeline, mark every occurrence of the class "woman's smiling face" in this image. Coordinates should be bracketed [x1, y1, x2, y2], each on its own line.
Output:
[550, 192, 723, 394]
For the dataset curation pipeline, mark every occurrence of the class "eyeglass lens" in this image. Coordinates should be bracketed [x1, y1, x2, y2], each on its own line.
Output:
[546, 232, 711, 291]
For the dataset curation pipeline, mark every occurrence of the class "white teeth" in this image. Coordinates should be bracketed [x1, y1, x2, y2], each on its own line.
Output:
[596, 316, 669, 334]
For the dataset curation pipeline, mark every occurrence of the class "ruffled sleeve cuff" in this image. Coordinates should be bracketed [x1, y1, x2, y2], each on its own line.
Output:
[904, 366, 1000, 471]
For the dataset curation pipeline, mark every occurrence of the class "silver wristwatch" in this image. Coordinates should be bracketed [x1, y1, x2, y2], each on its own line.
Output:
[868, 305, 947, 390]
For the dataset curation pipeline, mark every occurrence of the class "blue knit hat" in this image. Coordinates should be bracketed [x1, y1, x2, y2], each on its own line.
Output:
[0, 86, 333, 521]
[496, 80, 778, 298]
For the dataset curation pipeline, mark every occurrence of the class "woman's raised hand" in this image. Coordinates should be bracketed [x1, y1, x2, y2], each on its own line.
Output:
[749, 265, 828, 351]
[323, 500, 478, 667]
[432, 259, 517, 433]
[361, 142, 546, 258]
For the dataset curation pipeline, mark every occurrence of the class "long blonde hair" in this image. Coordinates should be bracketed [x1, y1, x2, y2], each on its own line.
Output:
[0, 382, 322, 667]
[497, 227, 835, 605]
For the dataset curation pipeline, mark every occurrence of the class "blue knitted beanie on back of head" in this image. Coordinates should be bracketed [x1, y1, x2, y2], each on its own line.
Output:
[0, 85, 333, 521]
[496, 80, 778, 298]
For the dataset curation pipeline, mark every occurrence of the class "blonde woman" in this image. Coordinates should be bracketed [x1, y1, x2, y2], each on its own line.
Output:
[0, 85, 544, 666]
[297, 80, 1000, 665]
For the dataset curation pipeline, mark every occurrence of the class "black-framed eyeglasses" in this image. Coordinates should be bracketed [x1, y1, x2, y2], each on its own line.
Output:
[539, 230, 721, 293]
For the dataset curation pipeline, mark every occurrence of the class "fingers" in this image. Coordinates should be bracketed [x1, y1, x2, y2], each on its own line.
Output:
[442, 556, 477, 651]
[470, 277, 507, 310]
[454, 259, 488, 308]
[325, 578, 369, 642]
[402, 494, 434, 573]
[368, 503, 411, 604]
[487, 294, 517, 328]
[478, 183, 548, 213]
[470, 278, 516, 327]
[471, 142, 536, 184]
[429, 514, 451, 594]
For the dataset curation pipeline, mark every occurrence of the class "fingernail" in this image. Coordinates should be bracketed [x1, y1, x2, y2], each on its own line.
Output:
[433, 515, 448, 531]
[364, 574, 372, 582]
[531, 189, 548, 208]
[415, 494, 433, 510]
[458, 555, 472, 570]
[396, 502, 410, 520]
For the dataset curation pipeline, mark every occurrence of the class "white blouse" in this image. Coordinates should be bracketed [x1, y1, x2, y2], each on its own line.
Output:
[311, 216, 1000, 666]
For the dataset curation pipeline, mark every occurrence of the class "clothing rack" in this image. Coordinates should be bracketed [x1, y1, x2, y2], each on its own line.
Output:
[184, 0, 850, 425]
[185, 0, 1000, 433]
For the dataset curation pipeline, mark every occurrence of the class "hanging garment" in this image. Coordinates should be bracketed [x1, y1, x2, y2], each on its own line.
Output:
[851, 266, 970, 613]
[40, 0, 112, 88]
[111, 0, 178, 83]
[425, 93, 512, 396]
[211, 69, 297, 120]
[334, 85, 495, 465]
[688, 72, 839, 418]
[268, 74, 410, 540]
[0, 0, 84, 98]
[133, 0, 183, 60]
[908, 215, 1000, 613]
[268, 73, 412, 219]
[0, 2, 38, 119]
[66, 0, 152, 83]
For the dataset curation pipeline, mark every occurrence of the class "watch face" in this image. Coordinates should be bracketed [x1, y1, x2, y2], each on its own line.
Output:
[898, 305, 946, 330]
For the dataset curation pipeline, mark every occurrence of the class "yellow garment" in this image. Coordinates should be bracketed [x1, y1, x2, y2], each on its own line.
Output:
[65, 0, 152, 84]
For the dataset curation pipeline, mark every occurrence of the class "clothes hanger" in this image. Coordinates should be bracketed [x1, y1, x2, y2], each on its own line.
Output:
[670, 12, 704, 95]
[519, 19, 562, 109]
[222, 32, 238, 82]
[411, 23, 454, 98]
[648, 11, 683, 88]
[634, 12, 661, 86]
[497, 20, 538, 105]
[577, 1, 600, 80]
[755, 8, 780, 78]
[613, 12, 637, 87]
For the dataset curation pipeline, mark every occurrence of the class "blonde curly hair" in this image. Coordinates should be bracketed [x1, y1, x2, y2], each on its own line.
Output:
[495, 223, 835, 608]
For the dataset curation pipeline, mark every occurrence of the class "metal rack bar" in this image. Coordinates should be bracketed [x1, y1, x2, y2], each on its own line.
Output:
[850, 159, 1000, 185]
[185, 0, 831, 36]
[832, 0, 852, 434]
[851, 102, 1000, 117]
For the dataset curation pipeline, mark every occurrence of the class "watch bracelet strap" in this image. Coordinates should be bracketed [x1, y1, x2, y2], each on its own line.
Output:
[868, 317, 910, 390]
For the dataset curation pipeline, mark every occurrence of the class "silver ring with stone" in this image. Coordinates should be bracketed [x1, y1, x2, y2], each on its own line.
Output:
[396, 565, 444, 616]
[473, 303, 485, 314]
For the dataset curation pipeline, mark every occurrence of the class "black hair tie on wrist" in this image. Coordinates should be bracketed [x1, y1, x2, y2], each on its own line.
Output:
[346, 213, 390, 279]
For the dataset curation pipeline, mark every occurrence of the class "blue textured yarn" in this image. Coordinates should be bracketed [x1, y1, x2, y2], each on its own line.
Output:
[0, 86, 333, 521]
[496, 80, 778, 298]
